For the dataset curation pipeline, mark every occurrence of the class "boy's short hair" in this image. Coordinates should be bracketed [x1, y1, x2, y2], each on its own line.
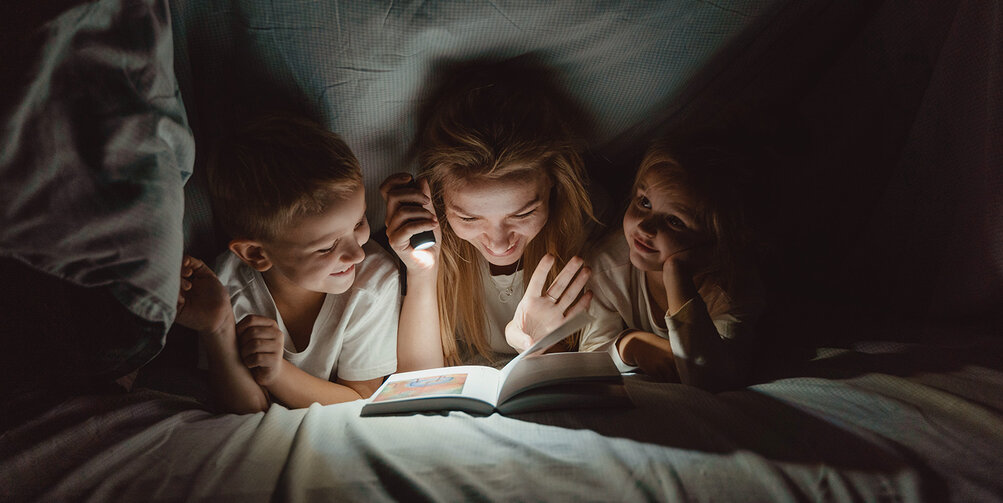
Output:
[206, 115, 363, 241]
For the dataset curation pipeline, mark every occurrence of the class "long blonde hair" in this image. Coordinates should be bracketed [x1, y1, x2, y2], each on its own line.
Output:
[417, 61, 595, 365]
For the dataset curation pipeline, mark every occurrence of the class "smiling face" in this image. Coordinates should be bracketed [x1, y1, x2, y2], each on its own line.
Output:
[442, 169, 551, 268]
[259, 186, 370, 295]
[622, 171, 709, 272]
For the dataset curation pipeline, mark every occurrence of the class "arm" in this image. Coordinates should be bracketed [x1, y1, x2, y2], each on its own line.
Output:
[175, 256, 269, 414]
[623, 252, 742, 390]
[380, 173, 444, 371]
[234, 316, 376, 407]
[505, 254, 593, 352]
[265, 360, 369, 407]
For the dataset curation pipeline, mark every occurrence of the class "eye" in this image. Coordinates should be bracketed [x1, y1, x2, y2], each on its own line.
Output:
[666, 215, 686, 229]
[458, 215, 478, 222]
[354, 217, 367, 230]
[318, 241, 338, 254]
[513, 209, 536, 219]
[636, 195, 652, 210]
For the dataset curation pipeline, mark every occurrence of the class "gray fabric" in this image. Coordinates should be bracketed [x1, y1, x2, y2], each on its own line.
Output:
[3, 332, 1001, 501]
[169, 0, 1002, 325]
[169, 0, 788, 258]
[0, 0, 194, 329]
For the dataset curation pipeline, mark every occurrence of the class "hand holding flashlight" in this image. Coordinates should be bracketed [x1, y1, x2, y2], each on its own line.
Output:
[379, 173, 440, 271]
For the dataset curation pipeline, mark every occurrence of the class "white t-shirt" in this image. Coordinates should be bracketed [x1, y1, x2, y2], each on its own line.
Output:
[580, 232, 764, 384]
[215, 241, 399, 382]
[480, 260, 523, 355]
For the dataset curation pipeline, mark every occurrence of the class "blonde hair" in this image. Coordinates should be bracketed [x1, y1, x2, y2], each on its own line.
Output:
[633, 135, 752, 290]
[207, 115, 363, 241]
[418, 66, 595, 365]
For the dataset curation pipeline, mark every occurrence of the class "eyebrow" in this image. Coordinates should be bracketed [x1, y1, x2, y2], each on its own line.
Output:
[448, 196, 541, 217]
[304, 215, 366, 247]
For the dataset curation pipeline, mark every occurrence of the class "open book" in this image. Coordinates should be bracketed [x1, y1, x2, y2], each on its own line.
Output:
[361, 313, 628, 416]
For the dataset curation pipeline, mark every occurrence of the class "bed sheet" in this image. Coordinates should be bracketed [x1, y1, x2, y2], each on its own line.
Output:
[3, 335, 1001, 502]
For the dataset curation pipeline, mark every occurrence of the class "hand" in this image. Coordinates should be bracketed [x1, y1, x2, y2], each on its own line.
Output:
[236, 315, 285, 386]
[506, 254, 592, 351]
[175, 255, 233, 336]
[618, 331, 678, 381]
[663, 242, 714, 274]
[380, 173, 440, 274]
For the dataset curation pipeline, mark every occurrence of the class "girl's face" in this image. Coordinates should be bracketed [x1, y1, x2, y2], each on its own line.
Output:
[623, 171, 708, 272]
[443, 169, 551, 268]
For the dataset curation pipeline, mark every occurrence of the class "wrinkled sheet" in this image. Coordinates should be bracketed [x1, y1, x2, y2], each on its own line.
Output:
[4, 335, 1002, 501]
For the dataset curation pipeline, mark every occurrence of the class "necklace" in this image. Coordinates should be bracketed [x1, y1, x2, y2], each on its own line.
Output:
[494, 258, 521, 304]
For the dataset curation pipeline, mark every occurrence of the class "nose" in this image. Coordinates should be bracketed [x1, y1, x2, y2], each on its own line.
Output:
[637, 215, 658, 237]
[484, 223, 513, 251]
[341, 239, 366, 265]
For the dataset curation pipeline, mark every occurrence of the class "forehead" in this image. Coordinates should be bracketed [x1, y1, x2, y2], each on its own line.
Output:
[637, 171, 696, 211]
[444, 172, 548, 215]
[273, 187, 366, 246]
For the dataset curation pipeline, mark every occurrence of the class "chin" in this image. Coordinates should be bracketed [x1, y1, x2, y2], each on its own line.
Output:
[323, 274, 355, 294]
[628, 251, 661, 273]
[481, 250, 522, 267]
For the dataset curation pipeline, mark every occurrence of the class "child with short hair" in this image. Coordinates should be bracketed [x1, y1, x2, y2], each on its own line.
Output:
[579, 135, 765, 391]
[175, 115, 399, 413]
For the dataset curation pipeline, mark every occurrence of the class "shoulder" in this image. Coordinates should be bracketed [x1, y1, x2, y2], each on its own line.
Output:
[348, 241, 401, 297]
[697, 268, 766, 322]
[214, 250, 257, 295]
[584, 230, 632, 276]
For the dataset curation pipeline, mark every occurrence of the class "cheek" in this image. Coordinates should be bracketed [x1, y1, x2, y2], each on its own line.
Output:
[356, 224, 371, 246]
[622, 208, 640, 233]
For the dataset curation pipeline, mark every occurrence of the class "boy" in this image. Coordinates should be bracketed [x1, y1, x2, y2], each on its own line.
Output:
[175, 116, 398, 413]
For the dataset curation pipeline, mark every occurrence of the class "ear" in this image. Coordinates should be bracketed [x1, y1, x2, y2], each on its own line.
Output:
[229, 239, 272, 272]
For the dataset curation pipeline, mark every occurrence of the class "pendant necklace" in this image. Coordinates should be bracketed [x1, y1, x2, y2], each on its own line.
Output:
[496, 258, 521, 304]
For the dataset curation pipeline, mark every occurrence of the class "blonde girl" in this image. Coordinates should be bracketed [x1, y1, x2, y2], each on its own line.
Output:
[579, 135, 764, 391]
[382, 62, 596, 369]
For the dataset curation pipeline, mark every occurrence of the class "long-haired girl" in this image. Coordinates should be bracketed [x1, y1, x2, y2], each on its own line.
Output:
[382, 61, 596, 368]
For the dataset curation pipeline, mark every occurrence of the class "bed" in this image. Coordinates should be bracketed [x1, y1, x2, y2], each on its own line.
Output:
[2, 0, 1001, 501]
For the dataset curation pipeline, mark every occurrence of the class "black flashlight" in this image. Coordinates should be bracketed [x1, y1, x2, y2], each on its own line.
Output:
[406, 177, 436, 250]
[410, 229, 435, 250]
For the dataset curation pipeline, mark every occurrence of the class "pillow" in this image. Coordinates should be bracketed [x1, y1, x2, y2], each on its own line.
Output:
[0, 0, 193, 386]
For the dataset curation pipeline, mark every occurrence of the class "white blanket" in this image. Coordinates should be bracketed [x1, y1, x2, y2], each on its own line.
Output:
[3, 336, 1002, 501]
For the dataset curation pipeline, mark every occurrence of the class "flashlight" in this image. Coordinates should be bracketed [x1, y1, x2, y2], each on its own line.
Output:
[410, 230, 436, 250]
[406, 177, 436, 251]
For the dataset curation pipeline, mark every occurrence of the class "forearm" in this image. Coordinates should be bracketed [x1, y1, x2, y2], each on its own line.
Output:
[396, 269, 444, 371]
[663, 298, 740, 391]
[201, 323, 270, 414]
[265, 360, 363, 408]
[662, 260, 700, 316]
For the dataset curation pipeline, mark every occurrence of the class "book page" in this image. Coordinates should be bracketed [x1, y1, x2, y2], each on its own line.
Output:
[497, 351, 620, 405]
[370, 366, 500, 406]
[498, 311, 593, 386]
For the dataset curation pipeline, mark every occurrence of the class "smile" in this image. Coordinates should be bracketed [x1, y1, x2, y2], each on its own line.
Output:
[330, 264, 355, 276]
[632, 237, 658, 254]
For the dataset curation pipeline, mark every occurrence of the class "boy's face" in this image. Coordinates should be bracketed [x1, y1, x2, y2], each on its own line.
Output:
[622, 172, 706, 272]
[443, 170, 551, 268]
[259, 187, 370, 295]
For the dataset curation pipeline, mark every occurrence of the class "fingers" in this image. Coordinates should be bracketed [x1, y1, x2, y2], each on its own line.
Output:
[379, 172, 414, 199]
[562, 290, 593, 319]
[236, 315, 284, 369]
[236, 314, 280, 334]
[526, 254, 556, 296]
[554, 264, 591, 312]
[544, 257, 587, 304]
